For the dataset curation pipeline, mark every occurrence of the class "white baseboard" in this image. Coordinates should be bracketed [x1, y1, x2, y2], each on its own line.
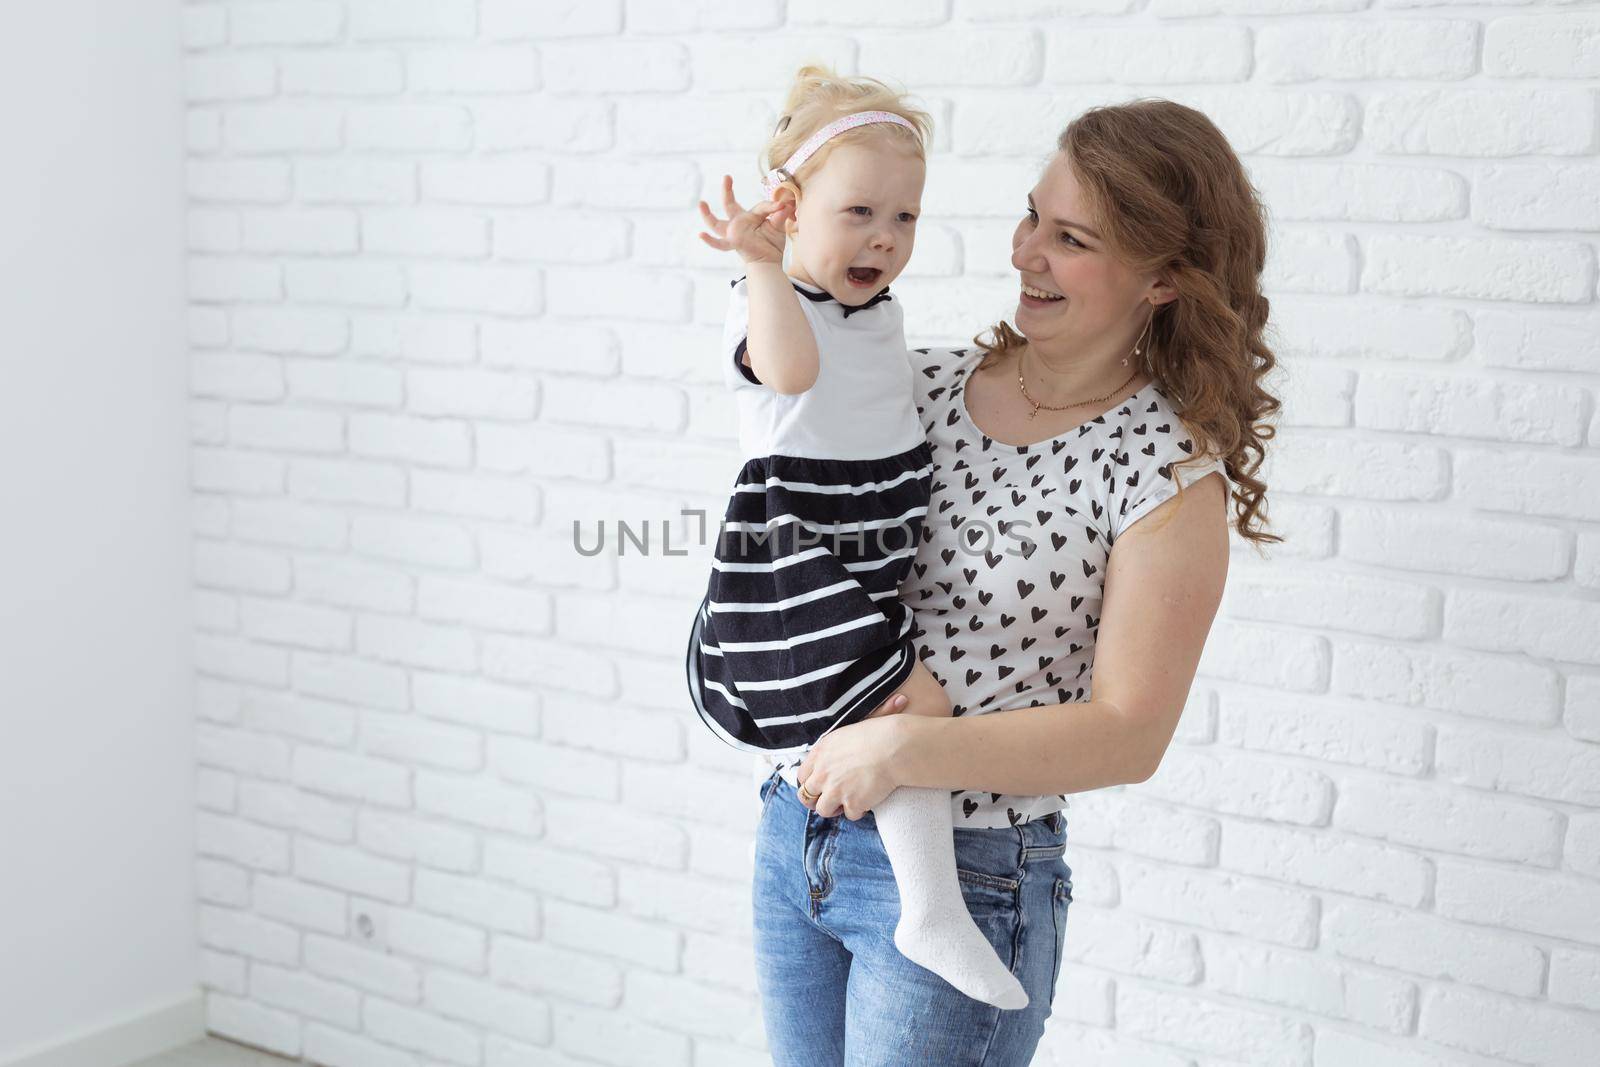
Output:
[0, 990, 205, 1067]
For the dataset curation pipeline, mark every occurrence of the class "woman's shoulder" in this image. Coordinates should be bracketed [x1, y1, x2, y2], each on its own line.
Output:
[908, 342, 981, 367]
[907, 343, 984, 397]
[1102, 380, 1231, 539]
[1133, 381, 1222, 468]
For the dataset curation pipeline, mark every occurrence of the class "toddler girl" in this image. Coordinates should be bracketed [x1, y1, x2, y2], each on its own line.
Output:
[683, 65, 1027, 1011]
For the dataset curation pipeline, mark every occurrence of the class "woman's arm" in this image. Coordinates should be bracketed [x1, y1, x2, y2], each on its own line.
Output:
[743, 260, 819, 395]
[886, 471, 1231, 797]
[890, 698, 1151, 796]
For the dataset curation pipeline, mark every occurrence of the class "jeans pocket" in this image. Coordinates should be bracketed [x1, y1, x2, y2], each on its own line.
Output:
[955, 866, 1022, 933]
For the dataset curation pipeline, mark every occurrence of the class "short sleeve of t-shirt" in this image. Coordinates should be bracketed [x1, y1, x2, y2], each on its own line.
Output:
[722, 276, 830, 390]
[1109, 415, 1230, 541]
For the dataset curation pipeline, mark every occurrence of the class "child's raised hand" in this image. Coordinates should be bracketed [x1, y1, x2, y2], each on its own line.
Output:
[697, 175, 793, 265]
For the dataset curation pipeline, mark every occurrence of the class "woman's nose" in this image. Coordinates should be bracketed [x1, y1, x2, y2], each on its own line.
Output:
[1011, 227, 1045, 272]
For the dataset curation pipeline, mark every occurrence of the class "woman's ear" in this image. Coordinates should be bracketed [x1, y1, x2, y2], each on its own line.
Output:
[1147, 272, 1178, 308]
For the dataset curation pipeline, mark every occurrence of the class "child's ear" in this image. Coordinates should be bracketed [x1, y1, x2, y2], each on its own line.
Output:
[772, 186, 800, 235]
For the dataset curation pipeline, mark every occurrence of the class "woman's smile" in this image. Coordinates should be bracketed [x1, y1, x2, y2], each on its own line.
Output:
[1019, 282, 1066, 308]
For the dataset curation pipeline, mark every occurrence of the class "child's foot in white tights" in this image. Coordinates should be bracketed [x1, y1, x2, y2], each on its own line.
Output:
[861, 661, 1029, 1009]
[874, 783, 1029, 1010]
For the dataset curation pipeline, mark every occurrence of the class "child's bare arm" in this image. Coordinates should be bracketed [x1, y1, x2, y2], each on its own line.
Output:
[698, 175, 819, 395]
[742, 262, 819, 395]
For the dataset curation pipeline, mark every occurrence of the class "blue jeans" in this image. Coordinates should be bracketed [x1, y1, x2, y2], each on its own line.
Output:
[751, 770, 1075, 1066]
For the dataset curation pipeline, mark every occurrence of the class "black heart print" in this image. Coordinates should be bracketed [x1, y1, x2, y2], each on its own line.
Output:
[891, 350, 1201, 825]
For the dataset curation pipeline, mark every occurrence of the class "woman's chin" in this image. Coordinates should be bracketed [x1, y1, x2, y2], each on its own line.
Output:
[1016, 297, 1071, 332]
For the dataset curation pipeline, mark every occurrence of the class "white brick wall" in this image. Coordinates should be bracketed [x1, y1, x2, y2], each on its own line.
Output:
[182, 2, 1600, 1064]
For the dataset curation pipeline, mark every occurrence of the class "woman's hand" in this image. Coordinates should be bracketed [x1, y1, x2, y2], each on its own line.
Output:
[796, 693, 912, 821]
[697, 174, 793, 265]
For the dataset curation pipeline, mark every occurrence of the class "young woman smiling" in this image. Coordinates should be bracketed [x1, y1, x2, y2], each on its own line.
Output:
[752, 98, 1282, 1065]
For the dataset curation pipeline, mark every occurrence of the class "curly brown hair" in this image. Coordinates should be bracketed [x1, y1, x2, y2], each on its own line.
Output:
[976, 99, 1282, 548]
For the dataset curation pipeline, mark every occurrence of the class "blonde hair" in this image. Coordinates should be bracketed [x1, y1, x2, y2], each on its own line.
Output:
[974, 100, 1283, 549]
[760, 64, 932, 197]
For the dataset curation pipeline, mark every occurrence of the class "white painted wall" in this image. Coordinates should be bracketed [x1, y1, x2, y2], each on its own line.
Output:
[0, 0, 194, 1062]
[179, 2, 1600, 1065]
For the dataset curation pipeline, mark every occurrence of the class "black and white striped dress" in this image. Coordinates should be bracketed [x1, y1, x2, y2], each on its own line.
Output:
[686, 275, 933, 759]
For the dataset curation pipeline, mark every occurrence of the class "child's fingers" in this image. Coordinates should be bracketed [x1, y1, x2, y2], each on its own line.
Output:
[720, 174, 744, 218]
[761, 205, 794, 233]
[697, 200, 727, 233]
[697, 232, 731, 251]
[748, 201, 794, 233]
[746, 200, 783, 220]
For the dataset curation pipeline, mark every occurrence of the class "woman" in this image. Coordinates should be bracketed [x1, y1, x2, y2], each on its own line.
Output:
[751, 99, 1283, 1065]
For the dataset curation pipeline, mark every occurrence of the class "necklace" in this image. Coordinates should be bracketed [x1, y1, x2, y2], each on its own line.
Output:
[1024, 361, 1139, 422]
[1015, 307, 1154, 420]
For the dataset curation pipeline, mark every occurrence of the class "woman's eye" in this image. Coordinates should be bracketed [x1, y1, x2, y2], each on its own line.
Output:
[1025, 207, 1038, 223]
[1059, 232, 1082, 248]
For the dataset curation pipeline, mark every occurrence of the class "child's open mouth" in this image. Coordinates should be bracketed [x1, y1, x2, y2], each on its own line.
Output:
[846, 267, 882, 288]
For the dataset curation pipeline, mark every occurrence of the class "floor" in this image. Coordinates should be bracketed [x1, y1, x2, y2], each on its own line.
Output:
[127, 1038, 292, 1067]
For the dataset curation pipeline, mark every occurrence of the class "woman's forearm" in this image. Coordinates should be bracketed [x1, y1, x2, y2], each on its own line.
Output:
[889, 700, 1153, 798]
[744, 261, 819, 394]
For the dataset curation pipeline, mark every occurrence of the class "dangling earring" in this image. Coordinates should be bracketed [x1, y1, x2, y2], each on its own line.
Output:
[1123, 304, 1154, 367]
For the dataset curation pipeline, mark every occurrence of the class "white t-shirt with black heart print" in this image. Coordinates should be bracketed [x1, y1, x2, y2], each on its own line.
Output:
[755, 344, 1230, 829]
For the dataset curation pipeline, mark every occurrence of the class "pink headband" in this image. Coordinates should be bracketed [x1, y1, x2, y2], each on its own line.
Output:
[761, 110, 919, 199]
